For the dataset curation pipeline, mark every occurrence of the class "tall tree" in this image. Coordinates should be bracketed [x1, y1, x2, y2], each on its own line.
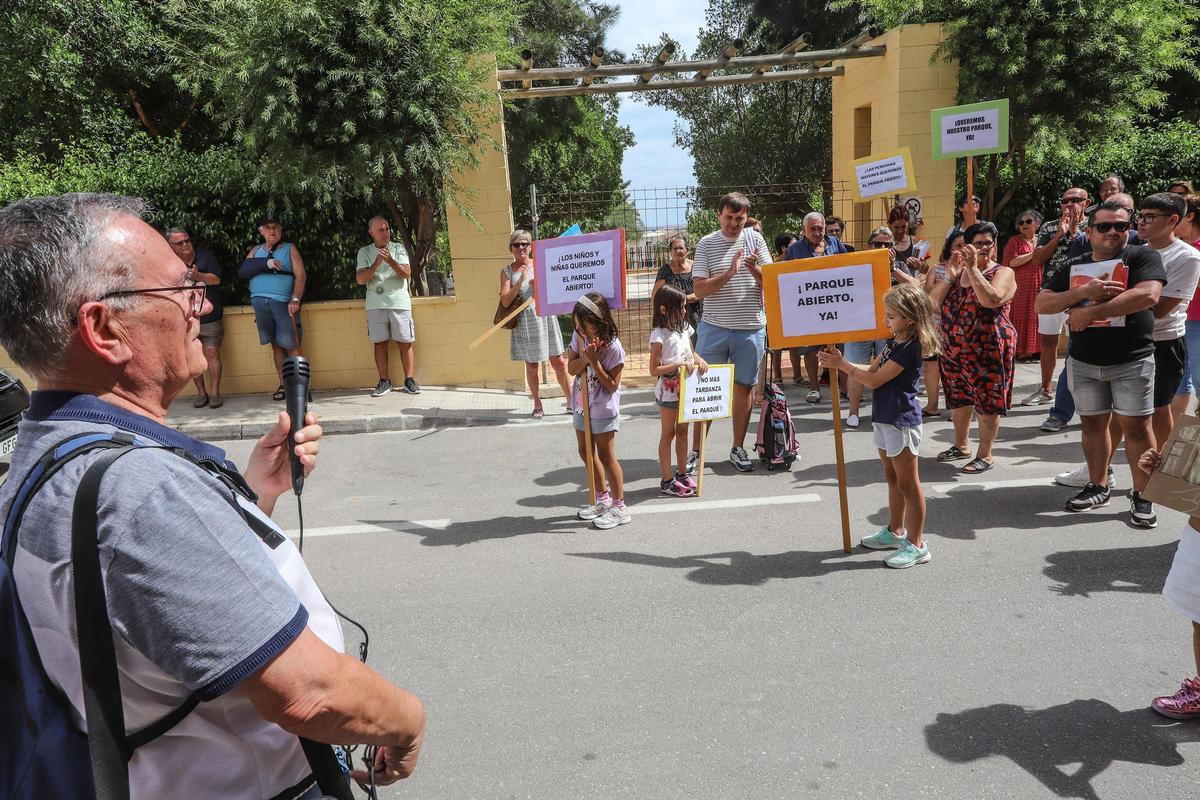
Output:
[636, 1, 836, 193]
[849, 0, 1200, 219]
[170, 0, 518, 295]
[505, 0, 635, 232]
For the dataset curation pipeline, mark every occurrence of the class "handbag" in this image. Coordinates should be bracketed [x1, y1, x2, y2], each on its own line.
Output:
[494, 267, 528, 330]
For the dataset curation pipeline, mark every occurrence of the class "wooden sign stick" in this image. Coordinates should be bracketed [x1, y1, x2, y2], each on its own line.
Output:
[964, 156, 977, 228]
[468, 297, 534, 351]
[829, 366, 852, 554]
[580, 369, 596, 505]
[696, 419, 707, 497]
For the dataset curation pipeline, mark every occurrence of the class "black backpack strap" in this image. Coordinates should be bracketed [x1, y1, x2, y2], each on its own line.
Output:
[300, 738, 355, 800]
[72, 446, 140, 799]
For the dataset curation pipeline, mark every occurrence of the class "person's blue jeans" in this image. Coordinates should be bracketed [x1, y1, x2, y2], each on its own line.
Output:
[1049, 359, 1075, 423]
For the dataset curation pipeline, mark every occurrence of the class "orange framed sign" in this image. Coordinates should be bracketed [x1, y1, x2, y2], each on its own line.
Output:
[762, 250, 892, 348]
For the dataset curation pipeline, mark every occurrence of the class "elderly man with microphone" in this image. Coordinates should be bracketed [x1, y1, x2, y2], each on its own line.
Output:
[0, 193, 424, 798]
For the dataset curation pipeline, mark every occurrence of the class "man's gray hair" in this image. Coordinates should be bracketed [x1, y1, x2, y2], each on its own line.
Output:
[0, 193, 150, 380]
[367, 216, 389, 230]
[164, 226, 189, 240]
[802, 212, 825, 228]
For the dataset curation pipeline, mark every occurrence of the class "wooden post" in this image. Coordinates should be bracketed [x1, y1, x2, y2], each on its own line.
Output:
[468, 297, 534, 350]
[695, 420, 707, 497]
[964, 157, 977, 228]
[580, 370, 596, 505]
[829, 365, 852, 553]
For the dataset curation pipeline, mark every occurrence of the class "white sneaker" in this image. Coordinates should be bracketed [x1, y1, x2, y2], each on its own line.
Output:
[686, 449, 700, 476]
[1023, 388, 1054, 406]
[729, 446, 754, 473]
[577, 499, 612, 520]
[593, 505, 631, 530]
[1054, 464, 1116, 489]
[845, 414, 861, 429]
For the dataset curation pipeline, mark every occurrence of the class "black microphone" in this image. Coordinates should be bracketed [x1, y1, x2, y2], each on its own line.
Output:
[281, 355, 310, 495]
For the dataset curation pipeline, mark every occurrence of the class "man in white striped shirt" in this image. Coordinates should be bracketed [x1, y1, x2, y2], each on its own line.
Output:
[693, 192, 773, 472]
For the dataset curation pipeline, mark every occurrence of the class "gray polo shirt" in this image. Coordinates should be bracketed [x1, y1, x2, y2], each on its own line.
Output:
[0, 391, 343, 798]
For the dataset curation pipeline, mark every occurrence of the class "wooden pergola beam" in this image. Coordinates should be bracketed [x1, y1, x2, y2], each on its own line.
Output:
[693, 38, 744, 81]
[580, 46, 605, 86]
[639, 42, 676, 84]
[753, 32, 811, 75]
[519, 49, 533, 90]
[500, 65, 845, 100]
[498, 44, 884, 84]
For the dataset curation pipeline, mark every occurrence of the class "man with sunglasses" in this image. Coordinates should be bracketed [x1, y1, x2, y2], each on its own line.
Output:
[166, 227, 225, 409]
[1037, 200, 1166, 525]
[0, 194, 425, 796]
[784, 212, 849, 405]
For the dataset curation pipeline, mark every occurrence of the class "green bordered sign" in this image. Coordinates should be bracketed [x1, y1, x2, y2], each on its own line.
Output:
[931, 99, 1010, 160]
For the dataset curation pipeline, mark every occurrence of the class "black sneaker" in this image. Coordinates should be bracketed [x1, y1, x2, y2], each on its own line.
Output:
[1130, 491, 1158, 528]
[370, 379, 392, 397]
[402, 377, 422, 394]
[1065, 482, 1111, 512]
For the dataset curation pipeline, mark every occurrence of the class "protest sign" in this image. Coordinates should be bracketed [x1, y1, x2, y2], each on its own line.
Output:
[678, 364, 733, 423]
[931, 99, 1010, 160]
[850, 148, 917, 202]
[534, 228, 626, 316]
[1144, 415, 1200, 515]
[761, 249, 892, 349]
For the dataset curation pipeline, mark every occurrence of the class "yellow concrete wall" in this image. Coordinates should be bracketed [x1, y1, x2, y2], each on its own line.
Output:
[832, 24, 958, 253]
[0, 63, 526, 394]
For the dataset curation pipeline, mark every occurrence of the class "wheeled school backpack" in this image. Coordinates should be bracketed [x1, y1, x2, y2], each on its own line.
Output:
[754, 352, 799, 470]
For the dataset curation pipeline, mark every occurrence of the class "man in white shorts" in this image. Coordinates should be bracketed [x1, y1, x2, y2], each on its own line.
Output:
[357, 216, 420, 396]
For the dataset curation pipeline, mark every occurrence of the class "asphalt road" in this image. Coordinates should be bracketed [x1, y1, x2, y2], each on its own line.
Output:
[221, 385, 1200, 800]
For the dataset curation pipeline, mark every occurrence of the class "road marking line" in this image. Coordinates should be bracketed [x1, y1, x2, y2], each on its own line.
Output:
[285, 519, 451, 538]
[634, 494, 821, 514]
[285, 495, 820, 537]
[929, 476, 1054, 495]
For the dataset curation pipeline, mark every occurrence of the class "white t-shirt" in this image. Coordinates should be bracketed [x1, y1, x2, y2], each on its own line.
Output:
[650, 325, 695, 401]
[1153, 238, 1200, 341]
[691, 228, 772, 330]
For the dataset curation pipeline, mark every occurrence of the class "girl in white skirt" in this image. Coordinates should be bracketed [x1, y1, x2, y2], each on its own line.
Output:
[1139, 448, 1200, 719]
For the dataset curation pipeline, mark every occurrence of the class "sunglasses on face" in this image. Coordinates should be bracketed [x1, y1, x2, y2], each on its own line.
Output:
[511, 242, 531, 249]
[1018, 219, 1036, 226]
[1060, 197, 1087, 205]
[1092, 221, 1132, 233]
[169, 237, 191, 246]
[868, 240, 891, 248]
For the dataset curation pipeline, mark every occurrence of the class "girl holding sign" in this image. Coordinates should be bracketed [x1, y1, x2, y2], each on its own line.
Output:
[567, 293, 629, 529]
[818, 284, 941, 569]
[650, 285, 709, 497]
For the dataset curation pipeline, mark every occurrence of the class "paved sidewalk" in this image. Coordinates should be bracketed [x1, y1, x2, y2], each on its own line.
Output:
[169, 361, 1050, 441]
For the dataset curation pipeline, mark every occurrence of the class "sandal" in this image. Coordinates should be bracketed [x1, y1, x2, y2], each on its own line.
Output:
[937, 445, 972, 462]
[806, 389, 821, 404]
[209, 396, 224, 409]
[272, 385, 285, 401]
[531, 408, 545, 419]
[961, 457, 994, 474]
[192, 393, 209, 409]
[922, 407, 939, 418]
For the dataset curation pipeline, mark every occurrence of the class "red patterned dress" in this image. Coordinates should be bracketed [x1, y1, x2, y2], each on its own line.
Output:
[940, 263, 1017, 415]
[1002, 236, 1039, 357]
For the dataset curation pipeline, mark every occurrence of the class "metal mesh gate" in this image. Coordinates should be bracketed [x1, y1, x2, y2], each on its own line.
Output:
[532, 182, 893, 380]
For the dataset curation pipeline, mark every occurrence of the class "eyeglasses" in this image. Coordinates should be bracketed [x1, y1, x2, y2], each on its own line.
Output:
[1137, 212, 1170, 224]
[1017, 218, 1036, 226]
[168, 237, 191, 247]
[868, 240, 891, 248]
[1060, 197, 1087, 205]
[1092, 221, 1132, 234]
[510, 242, 531, 249]
[970, 240, 995, 249]
[97, 280, 207, 317]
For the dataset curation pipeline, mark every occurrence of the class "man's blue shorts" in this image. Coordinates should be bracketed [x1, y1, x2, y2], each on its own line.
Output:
[251, 296, 301, 350]
[697, 321, 766, 387]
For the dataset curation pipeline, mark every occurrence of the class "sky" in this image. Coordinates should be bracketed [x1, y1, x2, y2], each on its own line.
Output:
[606, 1, 704, 193]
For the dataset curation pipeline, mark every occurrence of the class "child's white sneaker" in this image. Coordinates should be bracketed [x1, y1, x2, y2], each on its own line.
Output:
[577, 499, 612, 520]
[593, 505, 631, 529]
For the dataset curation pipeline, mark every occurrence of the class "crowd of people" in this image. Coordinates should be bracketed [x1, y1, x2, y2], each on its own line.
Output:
[531, 182, 1200, 717]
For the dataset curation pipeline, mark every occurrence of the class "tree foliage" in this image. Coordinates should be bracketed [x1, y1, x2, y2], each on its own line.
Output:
[636, 0, 835, 192]
[168, 0, 518, 295]
[847, 0, 1200, 218]
[505, 0, 635, 233]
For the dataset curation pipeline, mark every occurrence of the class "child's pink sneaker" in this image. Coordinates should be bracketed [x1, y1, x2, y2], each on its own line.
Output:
[1152, 676, 1200, 719]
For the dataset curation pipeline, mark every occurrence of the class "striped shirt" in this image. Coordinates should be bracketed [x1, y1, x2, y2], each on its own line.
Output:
[692, 228, 772, 330]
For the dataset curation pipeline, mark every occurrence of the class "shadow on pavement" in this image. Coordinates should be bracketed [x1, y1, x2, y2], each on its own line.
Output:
[1043, 541, 1175, 597]
[359, 515, 588, 546]
[925, 700, 1197, 800]
[865, 484, 1098, 540]
[568, 548, 880, 586]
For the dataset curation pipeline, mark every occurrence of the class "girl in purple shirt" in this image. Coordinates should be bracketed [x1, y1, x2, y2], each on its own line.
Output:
[567, 292, 629, 530]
